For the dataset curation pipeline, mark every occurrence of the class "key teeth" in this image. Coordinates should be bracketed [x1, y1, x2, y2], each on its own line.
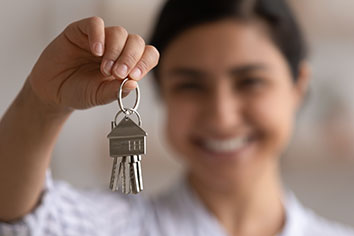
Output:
[109, 157, 119, 191]
[116, 160, 123, 192]
[121, 157, 130, 194]
[109, 156, 144, 195]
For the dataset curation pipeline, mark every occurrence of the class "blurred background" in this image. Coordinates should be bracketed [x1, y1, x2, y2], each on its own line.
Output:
[0, 0, 353, 227]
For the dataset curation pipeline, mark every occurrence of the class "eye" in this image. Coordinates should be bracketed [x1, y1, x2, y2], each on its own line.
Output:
[172, 81, 205, 93]
[237, 76, 267, 90]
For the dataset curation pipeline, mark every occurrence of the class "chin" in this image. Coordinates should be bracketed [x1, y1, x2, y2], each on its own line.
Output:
[182, 139, 277, 189]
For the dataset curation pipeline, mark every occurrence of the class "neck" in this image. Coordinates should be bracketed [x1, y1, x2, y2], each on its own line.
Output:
[188, 162, 285, 236]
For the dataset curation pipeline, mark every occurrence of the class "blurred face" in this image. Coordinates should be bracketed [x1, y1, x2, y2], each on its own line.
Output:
[159, 19, 306, 189]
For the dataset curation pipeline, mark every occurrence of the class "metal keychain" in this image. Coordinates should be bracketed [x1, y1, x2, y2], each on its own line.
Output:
[107, 78, 147, 194]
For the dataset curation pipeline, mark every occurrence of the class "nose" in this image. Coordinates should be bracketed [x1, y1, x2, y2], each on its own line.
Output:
[204, 80, 241, 135]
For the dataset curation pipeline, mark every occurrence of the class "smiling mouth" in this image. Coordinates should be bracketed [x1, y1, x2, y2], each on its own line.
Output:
[195, 135, 253, 158]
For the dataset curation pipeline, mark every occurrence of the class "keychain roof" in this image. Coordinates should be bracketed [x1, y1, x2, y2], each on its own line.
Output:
[107, 117, 147, 138]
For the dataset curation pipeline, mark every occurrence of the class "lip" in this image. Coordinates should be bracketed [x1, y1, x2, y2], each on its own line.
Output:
[192, 135, 256, 161]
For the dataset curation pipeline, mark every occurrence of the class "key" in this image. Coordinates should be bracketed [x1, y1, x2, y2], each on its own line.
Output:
[120, 157, 130, 194]
[128, 155, 143, 194]
[107, 78, 147, 194]
[108, 116, 147, 194]
[136, 157, 143, 191]
[109, 156, 120, 191]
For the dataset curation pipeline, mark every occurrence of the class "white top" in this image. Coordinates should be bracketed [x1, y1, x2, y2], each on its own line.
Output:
[1, 171, 353, 236]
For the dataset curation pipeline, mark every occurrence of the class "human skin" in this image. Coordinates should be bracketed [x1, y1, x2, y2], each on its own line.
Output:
[0, 17, 159, 221]
[159, 19, 309, 236]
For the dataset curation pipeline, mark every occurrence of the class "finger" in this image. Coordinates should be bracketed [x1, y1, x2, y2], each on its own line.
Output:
[95, 79, 137, 105]
[68, 16, 105, 57]
[100, 26, 128, 77]
[122, 80, 138, 94]
[112, 34, 145, 79]
[129, 45, 160, 81]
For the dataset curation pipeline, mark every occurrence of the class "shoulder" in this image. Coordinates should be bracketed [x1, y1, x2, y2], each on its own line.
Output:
[282, 192, 354, 236]
[35, 172, 150, 234]
[0, 171, 149, 236]
[304, 211, 354, 236]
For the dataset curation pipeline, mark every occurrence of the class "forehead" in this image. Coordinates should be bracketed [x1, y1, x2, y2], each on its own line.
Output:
[160, 19, 285, 74]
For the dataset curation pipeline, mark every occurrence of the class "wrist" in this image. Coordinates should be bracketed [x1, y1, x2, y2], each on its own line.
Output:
[17, 79, 73, 122]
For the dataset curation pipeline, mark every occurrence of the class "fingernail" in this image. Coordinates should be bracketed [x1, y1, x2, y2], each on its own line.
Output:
[94, 42, 103, 56]
[102, 60, 114, 76]
[115, 64, 128, 78]
[130, 68, 142, 80]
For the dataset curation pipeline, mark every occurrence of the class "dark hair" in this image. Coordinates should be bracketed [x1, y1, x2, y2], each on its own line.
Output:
[149, 0, 307, 83]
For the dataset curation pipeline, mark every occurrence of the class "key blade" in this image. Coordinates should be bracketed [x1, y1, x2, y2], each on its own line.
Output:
[109, 157, 119, 191]
[121, 157, 130, 194]
[128, 155, 143, 194]
[137, 160, 143, 191]
[115, 160, 123, 191]
[130, 163, 140, 194]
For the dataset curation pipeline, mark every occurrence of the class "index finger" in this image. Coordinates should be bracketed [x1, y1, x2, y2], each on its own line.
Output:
[66, 16, 105, 56]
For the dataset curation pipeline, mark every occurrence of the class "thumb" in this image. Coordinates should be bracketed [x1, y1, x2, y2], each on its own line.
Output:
[95, 79, 137, 105]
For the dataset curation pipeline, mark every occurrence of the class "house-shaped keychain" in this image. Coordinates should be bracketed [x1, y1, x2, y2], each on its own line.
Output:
[107, 117, 147, 157]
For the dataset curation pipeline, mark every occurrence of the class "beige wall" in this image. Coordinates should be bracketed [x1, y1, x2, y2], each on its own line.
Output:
[1, 0, 353, 227]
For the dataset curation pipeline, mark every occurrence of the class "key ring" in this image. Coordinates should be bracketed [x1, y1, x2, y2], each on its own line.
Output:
[118, 78, 140, 114]
[114, 108, 142, 127]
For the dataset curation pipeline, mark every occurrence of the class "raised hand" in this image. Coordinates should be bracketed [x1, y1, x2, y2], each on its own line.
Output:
[29, 17, 159, 111]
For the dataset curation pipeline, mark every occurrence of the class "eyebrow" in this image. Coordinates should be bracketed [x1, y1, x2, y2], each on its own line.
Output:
[229, 64, 268, 75]
[167, 64, 269, 79]
[167, 68, 206, 79]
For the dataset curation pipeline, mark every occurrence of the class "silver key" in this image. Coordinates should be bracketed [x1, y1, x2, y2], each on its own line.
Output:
[108, 116, 147, 194]
[109, 156, 120, 191]
[107, 78, 147, 194]
[120, 157, 129, 194]
[128, 155, 143, 194]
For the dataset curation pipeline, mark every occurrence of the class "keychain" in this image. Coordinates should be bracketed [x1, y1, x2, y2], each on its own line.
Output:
[107, 78, 147, 194]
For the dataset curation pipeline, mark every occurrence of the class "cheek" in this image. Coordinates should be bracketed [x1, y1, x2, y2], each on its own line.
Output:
[250, 90, 296, 155]
[165, 98, 198, 154]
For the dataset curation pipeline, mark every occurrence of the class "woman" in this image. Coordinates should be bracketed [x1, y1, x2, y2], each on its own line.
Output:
[0, 0, 353, 235]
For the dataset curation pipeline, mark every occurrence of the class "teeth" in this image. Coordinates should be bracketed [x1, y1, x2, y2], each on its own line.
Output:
[204, 137, 246, 153]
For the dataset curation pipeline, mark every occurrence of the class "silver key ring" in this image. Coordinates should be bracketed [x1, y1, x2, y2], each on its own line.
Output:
[118, 78, 140, 114]
[114, 108, 142, 127]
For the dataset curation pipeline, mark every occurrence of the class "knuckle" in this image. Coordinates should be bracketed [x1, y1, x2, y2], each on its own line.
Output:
[122, 53, 140, 66]
[108, 26, 128, 39]
[137, 59, 149, 72]
[129, 34, 145, 47]
[113, 26, 128, 37]
[64, 24, 72, 34]
[146, 45, 160, 64]
[106, 47, 122, 59]
[65, 20, 77, 31]
[89, 16, 104, 26]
